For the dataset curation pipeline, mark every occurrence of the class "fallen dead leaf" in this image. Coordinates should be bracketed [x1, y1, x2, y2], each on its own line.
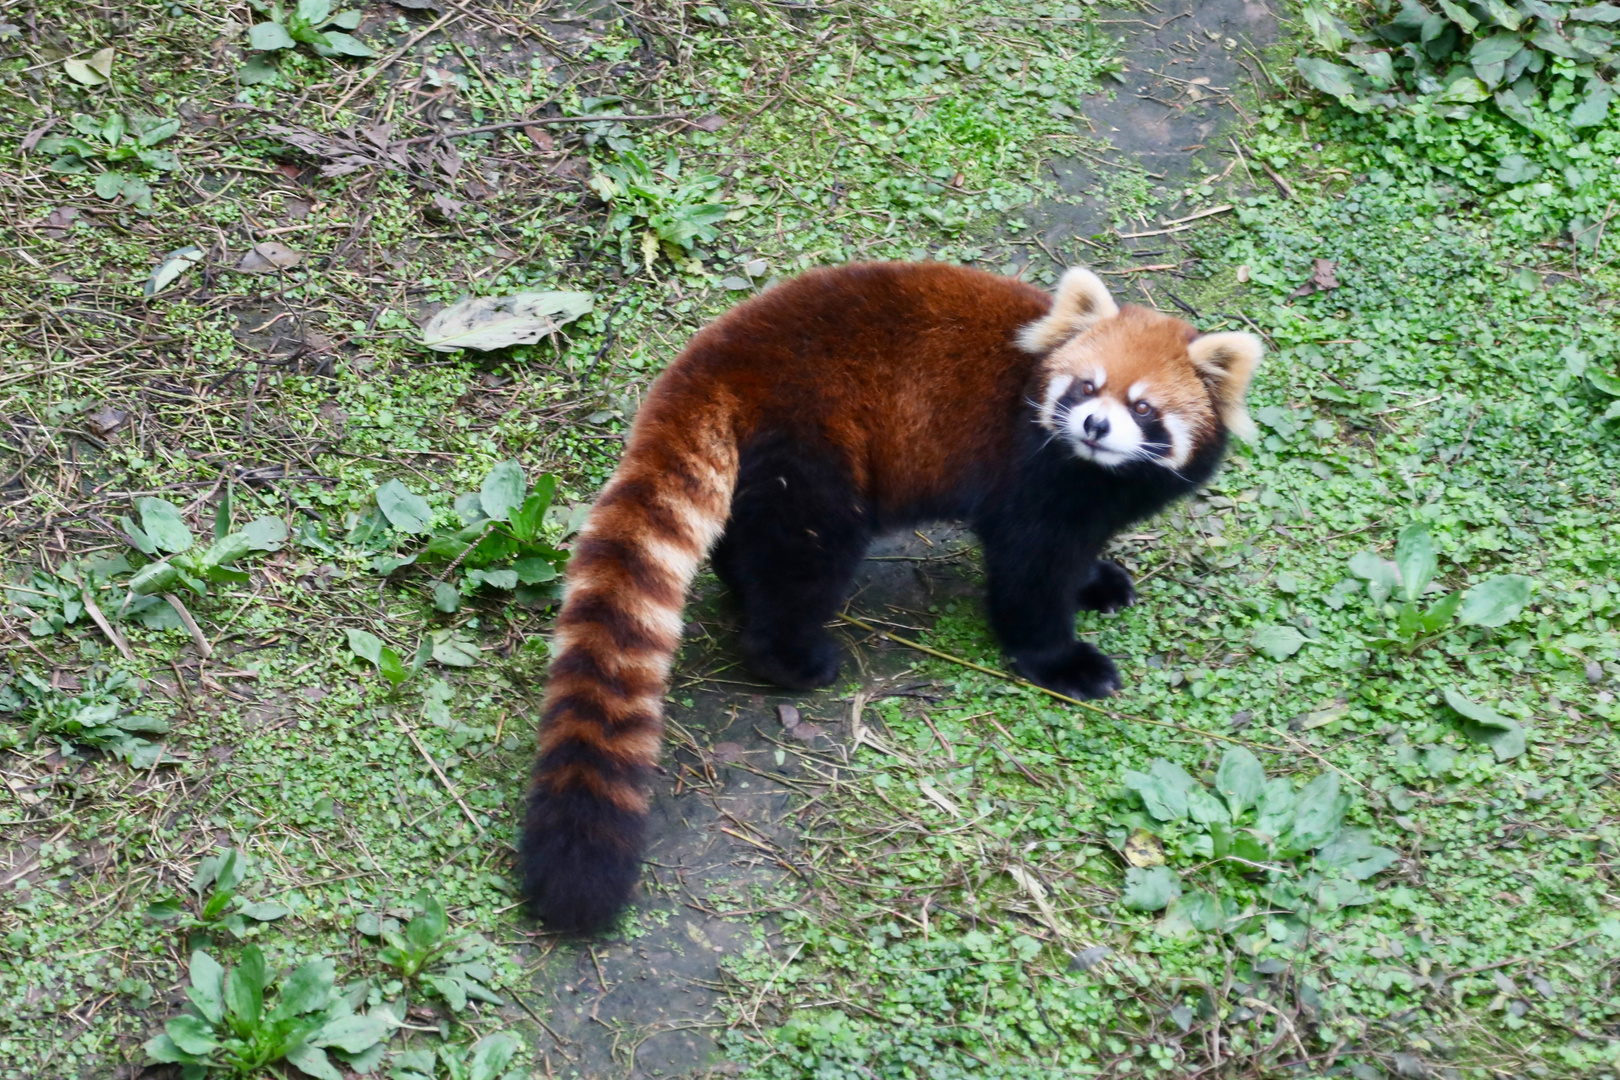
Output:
[524, 125, 555, 151]
[40, 207, 79, 239]
[1123, 828, 1166, 868]
[236, 241, 303, 273]
[691, 113, 727, 132]
[1288, 257, 1339, 299]
[85, 407, 128, 437]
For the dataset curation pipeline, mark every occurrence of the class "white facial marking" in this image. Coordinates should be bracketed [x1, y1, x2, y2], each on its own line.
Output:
[1040, 374, 1074, 429]
[1090, 368, 1106, 389]
[1160, 413, 1192, 469]
[1064, 396, 1143, 468]
[1127, 380, 1149, 402]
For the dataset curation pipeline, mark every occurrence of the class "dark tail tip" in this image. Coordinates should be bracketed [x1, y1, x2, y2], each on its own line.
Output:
[518, 784, 647, 934]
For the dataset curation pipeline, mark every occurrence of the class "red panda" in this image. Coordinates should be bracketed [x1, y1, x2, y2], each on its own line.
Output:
[521, 261, 1262, 932]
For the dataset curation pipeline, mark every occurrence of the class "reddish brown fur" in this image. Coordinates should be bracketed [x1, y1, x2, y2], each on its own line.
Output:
[521, 261, 1240, 932]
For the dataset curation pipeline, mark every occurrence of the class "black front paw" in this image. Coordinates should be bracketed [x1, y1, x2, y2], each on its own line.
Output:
[1010, 641, 1123, 700]
[1077, 560, 1135, 614]
[741, 629, 842, 690]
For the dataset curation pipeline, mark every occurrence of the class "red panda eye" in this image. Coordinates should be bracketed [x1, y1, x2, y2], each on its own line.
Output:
[1133, 401, 1154, 417]
[1080, 381, 1096, 396]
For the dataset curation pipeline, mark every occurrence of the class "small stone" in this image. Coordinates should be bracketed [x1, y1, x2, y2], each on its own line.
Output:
[775, 704, 801, 729]
[1585, 661, 1603, 685]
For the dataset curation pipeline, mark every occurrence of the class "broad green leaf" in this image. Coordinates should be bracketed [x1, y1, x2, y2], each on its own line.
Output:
[1438, 75, 1490, 103]
[1442, 687, 1514, 729]
[143, 1032, 207, 1065]
[1252, 625, 1306, 660]
[1469, 32, 1524, 64]
[144, 245, 204, 297]
[479, 460, 526, 523]
[1215, 747, 1265, 818]
[1571, 2, 1620, 20]
[284, 1043, 343, 1080]
[1483, 720, 1526, 761]
[95, 170, 127, 200]
[138, 117, 181, 146]
[1570, 83, 1613, 127]
[1316, 828, 1399, 880]
[128, 560, 180, 596]
[225, 945, 266, 1023]
[431, 631, 481, 667]
[1168, 890, 1226, 932]
[238, 900, 291, 921]
[469, 1033, 521, 1076]
[121, 516, 158, 555]
[314, 31, 374, 57]
[1481, 0, 1522, 28]
[1253, 777, 1297, 841]
[200, 531, 252, 568]
[1437, 0, 1478, 33]
[214, 849, 247, 893]
[242, 516, 288, 550]
[329, 10, 363, 29]
[273, 958, 336, 1019]
[137, 498, 195, 553]
[1455, 574, 1532, 626]
[509, 478, 557, 539]
[375, 480, 433, 533]
[423, 972, 468, 1011]
[378, 647, 408, 686]
[1393, 523, 1436, 601]
[1121, 866, 1181, 912]
[421, 291, 596, 352]
[512, 555, 559, 584]
[1123, 760, 1191, 822]
[312, 1011, 395, 1052]
[239, 54, 280, 84]
[297, 0, 333, 23]
[346, 628, 384, 666]
[1344, 50, 1396, 84]
[466, 567, 518, 590]
[433, 583, 461, 613]
[163, 1014, 220, 1056]
[1419, 590, 1463, 632]
[248, 20, 297, 50]
[187, 951, 226, 1024]
[1185, 784, 1230, 826]
[1283, 772, 1347, 850]
[1295, 57, 1359, 100]
[64, 48, 114, 85]
[1348, 551, 1397, 604]
[406, 895, 449, 949]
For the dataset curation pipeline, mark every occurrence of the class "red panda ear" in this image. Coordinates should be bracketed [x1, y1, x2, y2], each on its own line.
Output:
[1017, 268, 1120, 353]
[1188, 331, 1264, 441]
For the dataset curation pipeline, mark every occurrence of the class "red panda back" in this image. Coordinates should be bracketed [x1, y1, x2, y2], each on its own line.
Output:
[520, 262, 1050, 932]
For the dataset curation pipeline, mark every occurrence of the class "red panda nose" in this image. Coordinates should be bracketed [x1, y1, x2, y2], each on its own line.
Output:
[1082, 413, 1110, 439]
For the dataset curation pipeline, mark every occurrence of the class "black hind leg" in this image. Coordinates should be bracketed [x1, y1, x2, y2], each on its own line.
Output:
[720, 435, 871, 689]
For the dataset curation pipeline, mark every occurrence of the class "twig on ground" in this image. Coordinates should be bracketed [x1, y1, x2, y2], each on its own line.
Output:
[395, 714, 487, 838]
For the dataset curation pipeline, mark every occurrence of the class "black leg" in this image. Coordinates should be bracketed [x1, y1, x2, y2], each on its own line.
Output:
[720, 436, 871, 689]
[980, 526, 1121, 700]
[1077, 559, 1135, 613]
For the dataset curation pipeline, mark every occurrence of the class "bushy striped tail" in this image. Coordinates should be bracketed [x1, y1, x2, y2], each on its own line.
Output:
[519, 407, 738, 933]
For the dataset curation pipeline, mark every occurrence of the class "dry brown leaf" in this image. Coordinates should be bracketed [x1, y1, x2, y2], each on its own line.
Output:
[1288, 257, 1340, 299]
[1123, 828, 1166, 868]
[236, 242, 304, 273]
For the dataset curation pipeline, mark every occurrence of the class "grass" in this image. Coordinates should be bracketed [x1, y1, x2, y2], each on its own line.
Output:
[1, 0, 1618, 1078]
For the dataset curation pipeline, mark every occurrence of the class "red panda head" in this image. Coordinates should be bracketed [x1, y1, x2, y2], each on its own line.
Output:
[1017, 267, 1263, 470]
